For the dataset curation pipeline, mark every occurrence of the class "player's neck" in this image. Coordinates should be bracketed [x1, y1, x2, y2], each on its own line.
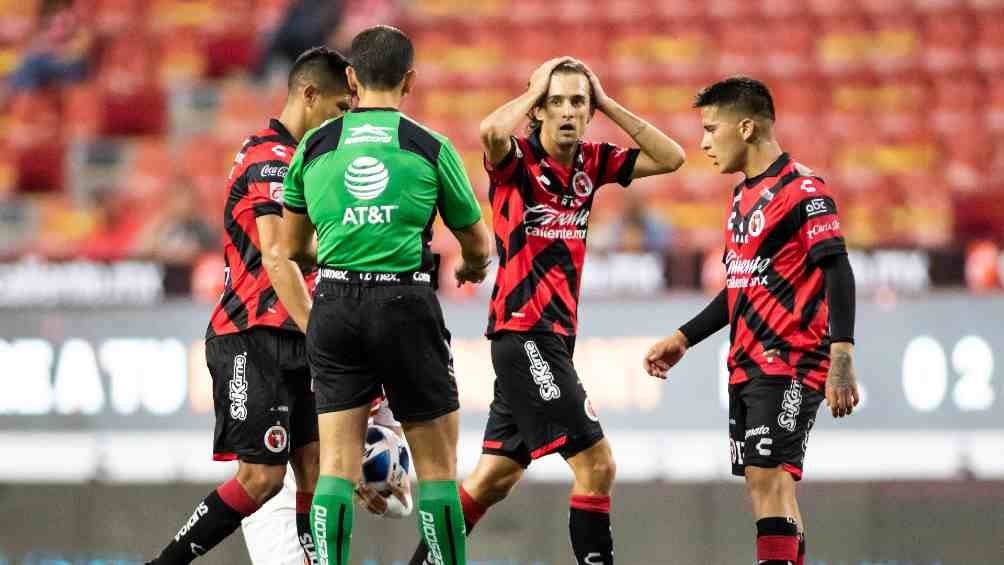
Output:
[277, 107, 305, 142]
[742, 142, 783, 181]
[356, 89, 403, 111]
[541, 137, 576, 168]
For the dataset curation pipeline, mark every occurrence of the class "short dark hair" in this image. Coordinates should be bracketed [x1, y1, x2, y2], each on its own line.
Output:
[527, 61, 597, 133]
[693, 76, 775, 122]
[349, 25, 414, 90]
[288, 46, 350, 94]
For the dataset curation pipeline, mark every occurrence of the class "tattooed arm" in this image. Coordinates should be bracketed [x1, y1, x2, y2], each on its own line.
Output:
[820, 254, 859, 417]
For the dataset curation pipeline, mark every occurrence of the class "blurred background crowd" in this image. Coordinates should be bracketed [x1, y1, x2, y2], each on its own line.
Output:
[1, 0, 1003, 298]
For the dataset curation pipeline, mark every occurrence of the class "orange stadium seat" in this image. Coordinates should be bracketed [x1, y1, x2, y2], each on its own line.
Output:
[869, 14, 923, 75]
[156, 27, 210, 85]
[92, 0, 146, 35]
[815, 16, 873, 77]
[0, 0, 39, 44]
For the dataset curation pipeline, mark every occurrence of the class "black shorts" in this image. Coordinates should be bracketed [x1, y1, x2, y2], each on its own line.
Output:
[307, 275, 457, 423]
[482, 331, 604, 468]
[729, 376, 824, 481]
[206, 327, 318, 465]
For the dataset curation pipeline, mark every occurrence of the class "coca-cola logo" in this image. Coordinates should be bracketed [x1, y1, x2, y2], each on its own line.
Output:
[260, 164, 288, 179]
[523, 204, 590, 228]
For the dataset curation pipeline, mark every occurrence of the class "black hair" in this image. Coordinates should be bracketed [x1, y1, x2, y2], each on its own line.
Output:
[693, 76, 775, 122]
[349, 25, 414, 90]
[287, 46, 350, 94]
[527, 60, 597, 133]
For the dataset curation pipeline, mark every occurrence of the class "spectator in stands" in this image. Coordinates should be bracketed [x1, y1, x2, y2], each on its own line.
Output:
[134, 177, 217, 266]
[597, 191, 672, 254]
[7, 0, 92, 92]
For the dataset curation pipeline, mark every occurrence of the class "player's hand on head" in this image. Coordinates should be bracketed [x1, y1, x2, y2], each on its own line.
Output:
[575, 59, 609, 111]
[825, 345, 859, 418]
[528, 56, 575, 94]
[643, 330, 689, 380]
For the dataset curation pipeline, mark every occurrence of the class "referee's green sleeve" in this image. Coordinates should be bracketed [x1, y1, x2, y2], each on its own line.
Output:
[283, 143, 308, 214]
[436, 141, 482, 229]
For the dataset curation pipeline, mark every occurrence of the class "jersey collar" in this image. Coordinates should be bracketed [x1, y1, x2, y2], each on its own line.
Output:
[351, 107, 399, 113]
[527, 130, 584, 171]
[743, 152, 790, 188]
[268, 118, 298, 146]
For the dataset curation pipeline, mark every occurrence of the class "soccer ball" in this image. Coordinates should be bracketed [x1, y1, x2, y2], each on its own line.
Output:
[362, 425, 411, 497]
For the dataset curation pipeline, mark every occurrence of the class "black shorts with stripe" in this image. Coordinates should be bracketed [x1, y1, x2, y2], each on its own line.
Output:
[482, 331, 604, 467]
[206, 327, 318, 465]
[729, 376, 824, 481]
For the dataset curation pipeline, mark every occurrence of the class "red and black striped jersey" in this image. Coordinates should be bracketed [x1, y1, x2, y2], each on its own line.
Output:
[485, 132, 639, 337]
[723, 153, 847, 391]
[207, 119, 315, 339]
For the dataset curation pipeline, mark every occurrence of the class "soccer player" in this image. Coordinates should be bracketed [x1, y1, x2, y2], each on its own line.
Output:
[144, 47, 353, 565]
[410, 56, 686, 565]
[271, 25, 491, 565]
[643, 77, 859, 565]
[242, 396, 412, 565]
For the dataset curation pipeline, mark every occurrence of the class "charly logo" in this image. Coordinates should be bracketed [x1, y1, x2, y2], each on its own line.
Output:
[524, 340, 561, 401]
[345, 156, 390, 200]
[228, 352, 248, 421]
[778, 379, 803, 432]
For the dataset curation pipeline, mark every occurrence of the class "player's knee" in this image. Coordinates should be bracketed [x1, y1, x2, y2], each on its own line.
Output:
[476, 467, 522, 503]
[744, 467, 787, 500]
[590, 456, 617, 487]
[237, 464, 287, 503]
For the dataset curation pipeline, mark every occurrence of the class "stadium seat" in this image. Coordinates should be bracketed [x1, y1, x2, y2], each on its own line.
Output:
[715, 19, 770, 76]
[815, 16, 873, 77]
[974, 14, 1004, 73]
[761, 20, 816, 77]
[869, 14, 922, 75]
[922, 11, 973, 73]
[156, 27, 209, 85]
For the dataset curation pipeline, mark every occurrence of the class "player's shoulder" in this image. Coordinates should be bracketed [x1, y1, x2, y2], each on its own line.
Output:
[244, 127, 295, 163]
[782, 159, 830, 201]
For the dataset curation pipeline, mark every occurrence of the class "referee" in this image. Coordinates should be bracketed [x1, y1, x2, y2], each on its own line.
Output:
[270, 26, 489, 565]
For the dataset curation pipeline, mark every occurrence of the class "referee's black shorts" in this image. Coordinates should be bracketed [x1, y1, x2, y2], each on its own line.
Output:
[307, 268, 458, 423]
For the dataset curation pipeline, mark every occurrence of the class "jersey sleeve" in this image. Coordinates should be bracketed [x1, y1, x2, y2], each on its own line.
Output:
[793, 177, 847, 265]
[437, 139, 483, 230]
[483, 136, 520, 185]
[282, 140, 308, 214]
[595, 142, 641, 187]
[247, 146, 291, 217]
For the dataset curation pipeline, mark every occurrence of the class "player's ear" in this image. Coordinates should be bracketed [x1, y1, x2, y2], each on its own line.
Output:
[346, 66, 360, 96]
[401, 69, 417, 97]
[303, 83, 318, 108]
[738, 118, 756, 142]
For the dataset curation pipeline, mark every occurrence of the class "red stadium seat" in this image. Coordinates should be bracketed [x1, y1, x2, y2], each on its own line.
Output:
[807, 0, 864, 16]
[761, 20, 817, 77]
[715, 19, 770, 76]
[931, 74, 984, 134]
[974, 14, 1004, 73]
[922, 11, 974, 73]
[987, 76, 1004, 132]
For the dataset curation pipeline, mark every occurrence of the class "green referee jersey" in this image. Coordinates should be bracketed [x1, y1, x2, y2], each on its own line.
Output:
[283, 108, 482, 272]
